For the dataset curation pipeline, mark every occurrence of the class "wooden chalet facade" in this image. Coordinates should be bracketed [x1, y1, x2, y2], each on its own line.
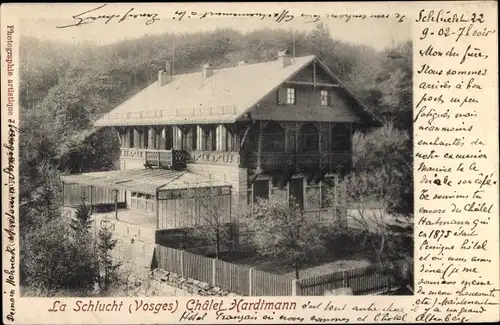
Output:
[61, 50, 380, 234]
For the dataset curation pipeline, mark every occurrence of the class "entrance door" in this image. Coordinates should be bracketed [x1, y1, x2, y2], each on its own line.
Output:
[289, 178, 304, 210]
[253, 180, 269, 203]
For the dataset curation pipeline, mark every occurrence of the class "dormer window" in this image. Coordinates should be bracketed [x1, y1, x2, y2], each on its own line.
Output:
[320, 90, 329, 106]
[287, 88, 296, 104]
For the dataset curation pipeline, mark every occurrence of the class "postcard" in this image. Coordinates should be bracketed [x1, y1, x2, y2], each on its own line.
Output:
[1, 1, 498, 324]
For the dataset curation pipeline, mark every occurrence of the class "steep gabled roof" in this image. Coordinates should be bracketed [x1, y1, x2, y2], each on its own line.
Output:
[95, 55, 381, 127]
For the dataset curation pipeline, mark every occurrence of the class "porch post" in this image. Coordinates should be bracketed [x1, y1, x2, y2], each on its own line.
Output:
[134, 127, 140, 148]
[89, 185, 93, 214]
[125, 127, 131, 148]
[257, 121, 262, 170]
[148, 127, 155, 149]
[61, 181, 65, 207]
[155, 191, 159, 229]
[155, 127, 161, 149]
[114, 189, 119, 220]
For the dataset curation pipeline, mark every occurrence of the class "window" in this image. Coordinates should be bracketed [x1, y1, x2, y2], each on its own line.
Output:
[320, 90, 329, 106]
[286, 88, 296, 104]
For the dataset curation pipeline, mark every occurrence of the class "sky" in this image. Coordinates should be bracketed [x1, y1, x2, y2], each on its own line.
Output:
[17, 3, 411, 51]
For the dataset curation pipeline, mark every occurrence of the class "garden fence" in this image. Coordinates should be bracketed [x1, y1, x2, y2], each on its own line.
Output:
[155, 245, 405, 296]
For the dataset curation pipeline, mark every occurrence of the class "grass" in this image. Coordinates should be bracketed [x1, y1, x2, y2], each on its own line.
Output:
[216, 247, 373, 279]
[285, 259, 371, 278]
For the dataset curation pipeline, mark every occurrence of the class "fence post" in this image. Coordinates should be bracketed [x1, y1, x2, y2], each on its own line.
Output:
[249, 268, 255, 296]
[212, 258, 217, 286]
[342, 271, 346, 288]
[292, 279, 298, 296]
[180, 250, 185, 277]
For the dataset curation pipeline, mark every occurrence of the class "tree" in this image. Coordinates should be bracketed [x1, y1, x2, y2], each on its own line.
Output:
[331, 169, 413, 267]
[20, 161, 62, 232]
[21, 216, 98, 295]
[361, 41, 413, 131]
[352, 123, 413, 215]
[70, 200, 93, 234]
[242, 199, 324, 279]
[97, 219, 122, 292]
[181, 185, 233, 259]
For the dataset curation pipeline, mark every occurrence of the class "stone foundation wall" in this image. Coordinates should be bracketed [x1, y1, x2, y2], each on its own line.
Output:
[151, 269, 238, 296]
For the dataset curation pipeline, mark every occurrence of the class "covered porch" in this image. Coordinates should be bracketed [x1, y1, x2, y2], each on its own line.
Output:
[60, 169, 232, 229]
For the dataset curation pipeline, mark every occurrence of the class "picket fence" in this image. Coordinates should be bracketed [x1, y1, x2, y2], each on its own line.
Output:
[155, 245, 404, 296]
[296, 260, 406, 296]
[156, 245, 293, 296]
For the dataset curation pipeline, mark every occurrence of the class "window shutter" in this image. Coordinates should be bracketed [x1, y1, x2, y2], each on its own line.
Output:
[277, 87, 287, 104]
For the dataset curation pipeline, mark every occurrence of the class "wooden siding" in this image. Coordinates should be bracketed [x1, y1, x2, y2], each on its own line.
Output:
[63, 184, 125, 208]
[157, 194, 231, 229]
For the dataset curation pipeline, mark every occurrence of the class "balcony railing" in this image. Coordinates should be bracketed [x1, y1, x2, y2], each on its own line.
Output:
[247, 152, 352, 171]
[120, 148, 187, 169]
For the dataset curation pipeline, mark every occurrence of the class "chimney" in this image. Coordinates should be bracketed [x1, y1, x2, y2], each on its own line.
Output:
[278, 49, 291, 68]
[158, 60, 172, 86]
[202, 63, 213, 78]
[165, 60, 172, 75]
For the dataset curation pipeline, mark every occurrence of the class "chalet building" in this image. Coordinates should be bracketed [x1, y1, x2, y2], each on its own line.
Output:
[61, 50, 380, 239]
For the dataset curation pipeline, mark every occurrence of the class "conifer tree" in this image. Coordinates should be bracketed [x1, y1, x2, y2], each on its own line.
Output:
[97, 219, 121, 291]
[70, 198, 93, 233]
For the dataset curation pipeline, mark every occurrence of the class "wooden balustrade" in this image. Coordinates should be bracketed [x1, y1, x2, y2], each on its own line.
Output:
[248, 152, 351, 171]
[121, 147, 349, 171]
[121, 148, 186, 169]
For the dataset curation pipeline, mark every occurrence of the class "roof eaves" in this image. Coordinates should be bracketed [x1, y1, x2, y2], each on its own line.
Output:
[313, 58, 383, 127]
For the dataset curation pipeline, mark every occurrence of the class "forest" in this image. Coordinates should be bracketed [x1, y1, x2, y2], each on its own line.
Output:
[19, 24, 413, 294]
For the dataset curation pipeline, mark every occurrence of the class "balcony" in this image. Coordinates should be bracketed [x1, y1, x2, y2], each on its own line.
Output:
[120, 148, 187, 169]
[247, 152, 352, 172]
[120, 148, 242, 168]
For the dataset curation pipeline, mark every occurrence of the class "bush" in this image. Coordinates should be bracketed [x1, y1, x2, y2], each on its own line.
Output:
[21, 216, 98, 295]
